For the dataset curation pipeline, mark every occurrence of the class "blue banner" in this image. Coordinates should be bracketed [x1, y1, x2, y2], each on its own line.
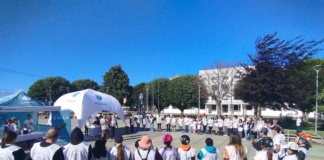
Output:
[0, 114, 8, 137]
[51, 110, 71, 144]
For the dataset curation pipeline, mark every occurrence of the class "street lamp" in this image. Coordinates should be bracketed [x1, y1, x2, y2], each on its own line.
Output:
[198, 84, 201, 114]
[66, 87, 70, 93]
[313, 64, 321, 134]
[146, 86, 149, 113]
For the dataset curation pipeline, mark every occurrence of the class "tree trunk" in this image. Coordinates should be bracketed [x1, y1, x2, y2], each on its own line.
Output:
[216, 101, 221, 116]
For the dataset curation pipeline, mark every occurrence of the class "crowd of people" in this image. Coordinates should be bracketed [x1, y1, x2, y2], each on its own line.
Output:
[3, 114, 35, 135]
[0, 112, 313, 160]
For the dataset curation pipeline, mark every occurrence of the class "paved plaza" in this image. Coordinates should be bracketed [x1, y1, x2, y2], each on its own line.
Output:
[38, 117, 324, 160]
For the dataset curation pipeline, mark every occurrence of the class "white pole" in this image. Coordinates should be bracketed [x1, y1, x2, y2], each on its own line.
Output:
[313, 65, 321, 134]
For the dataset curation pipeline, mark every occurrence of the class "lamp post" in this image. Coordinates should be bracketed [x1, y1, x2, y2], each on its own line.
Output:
[198, 84, 201, 114]
[48, 87, 52, 106]
[313, 65, 321, 134]
[106, 87, 109, 94]
[146, 86, 149, 113]
[66, 87, 70, 93]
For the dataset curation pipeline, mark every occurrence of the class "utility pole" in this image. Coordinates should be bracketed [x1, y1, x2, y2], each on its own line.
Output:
[313, 65, 321, 134]
[146, 86, 149, 113]
[158, 81, 160, 113]
[198, 84, 201, 114]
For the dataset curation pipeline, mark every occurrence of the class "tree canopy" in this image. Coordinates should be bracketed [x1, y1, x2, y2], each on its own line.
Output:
[28, 76, 70, 105]
[71, 79, 100, 91]
[100, 65, 130, 104]
[235, 33, 323, 114]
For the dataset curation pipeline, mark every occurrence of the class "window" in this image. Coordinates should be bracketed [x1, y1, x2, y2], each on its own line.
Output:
[246, 105, 252, 110]
[222, 105, 228, 113]
[212, 105, 216, 110]
[234, 105, 240, 111]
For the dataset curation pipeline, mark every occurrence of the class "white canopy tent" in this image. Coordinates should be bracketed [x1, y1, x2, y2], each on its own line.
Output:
[54, 89, 125, 128]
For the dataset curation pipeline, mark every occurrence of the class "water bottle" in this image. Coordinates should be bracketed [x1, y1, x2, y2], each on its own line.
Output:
[21, 129, 23, 135]
[28, 129, 31, 134]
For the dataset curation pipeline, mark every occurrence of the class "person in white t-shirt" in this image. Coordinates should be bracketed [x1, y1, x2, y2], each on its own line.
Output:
[192, 119, 197, 134]
[171, 116, 177, 132]
[223, 133, 248, 160]
[197, 118, 202, 134]
[232, 115, 238, 134]
[207, 117, 214, 134]
[156, 114, 162, 132]
[184, 116, 189, 133]
[108, 135, 132, 160]
[296, 115, 302, 132]
[272, 126, 286, 160]
[24, 114, 34, 132]
[178, 135, 195, 160]
[159, 134, 179, 160]
[134, 135, 157, 160]
[227, 117, 233, 136]
[100, 114, 109, 138]
[178, 116, 184, 132]
[218, 116, 224, 135]
[282, 142, 299, 160]
[223, 115, 229, 136]
[214, 116, 219, 135]
[165, 115, 171, 132]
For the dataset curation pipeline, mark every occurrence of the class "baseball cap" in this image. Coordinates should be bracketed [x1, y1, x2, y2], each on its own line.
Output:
[261, 128, 269, 135]
[162, 134, 173, 143]
[114, 135, 123, 143]
[282, 142, 299, 150]
[265, 119, 271, 124]
[271, 126, 281, 132]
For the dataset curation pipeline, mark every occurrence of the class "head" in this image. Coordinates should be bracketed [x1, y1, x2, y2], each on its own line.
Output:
[259, 116, 263, 120]
[250, 117, 253, 121]
[282, 142, 299, 155]
[45, 128, 59, 143]
[295, 136, 312, 149]
[114, 135, 123, 144]
[138, 135, 151, 149]
[239, 119, 242, 123]
[115, 135, 125, 160]
[260, 128, 269, 137]
[163, 134, 173, 147]
[228, 133, 245, 157]
[271, 126, 281, 135]
[273, 119, 278, 125]
[93, 138, 107, 158]
[1, 131, 17, 148]
[6, 119, 13, 125]
[27, 114, 32, 120]
[265, 119, 272, 127]
[13, 118, 19, 123]
[71, 127, 84, 145]
[103, 114, 106, 118]
[180, 135, 190, 145]
[234, 115, 238, 119]
[205, 138, 213, 146]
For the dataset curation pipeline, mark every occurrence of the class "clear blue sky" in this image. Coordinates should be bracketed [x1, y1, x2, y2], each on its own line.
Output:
[1, 0, 323, 96]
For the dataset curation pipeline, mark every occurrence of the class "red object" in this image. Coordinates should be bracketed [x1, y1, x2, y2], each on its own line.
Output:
[202, 113, 206, 117]
[298, 132, 312, 141]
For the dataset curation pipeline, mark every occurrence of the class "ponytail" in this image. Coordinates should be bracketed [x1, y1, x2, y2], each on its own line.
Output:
[1, 131, 17, 148]
[266, 149, 272, 160]
[117, 143, 124, 160]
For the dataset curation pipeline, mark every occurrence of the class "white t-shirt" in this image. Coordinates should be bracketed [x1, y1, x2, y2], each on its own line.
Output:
[166, 117, 171, 124]
[254, 150, 269, 160]
[232, 118, 238, 129]
[159, 147, 179, 160]
[134, 148, 156, 160]
[178, 118, 184, 126]
[24, 119, 34, 131]
[184, 118, 189, 125]
[100, 118, 108, 130]
[218, 119, 224, 127]
[296, 118, 301, 126]
[273, 134, 286, 158]
[178, 147, 196, 160]
[283, 154, 299, 160]
[156, 116, 162, 124]
[109, 145, 132, 160]
[192, 121, 197, 130]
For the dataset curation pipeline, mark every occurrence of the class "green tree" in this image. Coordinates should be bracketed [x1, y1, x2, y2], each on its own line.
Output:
[129, 83, 146, 112]
[71, 79, 100, 91]
[168, 75, 207, 115]
[235, 33, 323, 119]
[28, 76, 70, 105]
[100, 65, 130, 104]
[148, 78, 171, 113]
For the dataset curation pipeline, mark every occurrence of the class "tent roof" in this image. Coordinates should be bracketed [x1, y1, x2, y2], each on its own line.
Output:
[0, 91, 60, 112]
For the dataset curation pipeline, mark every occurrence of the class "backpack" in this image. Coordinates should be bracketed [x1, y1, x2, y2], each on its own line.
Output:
[297, 147, 307, 160]
[137, 149, 151, 160]
[201, 148, 217, 160]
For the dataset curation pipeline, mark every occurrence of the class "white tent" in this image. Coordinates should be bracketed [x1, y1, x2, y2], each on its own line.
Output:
[54, 89, 125, 128]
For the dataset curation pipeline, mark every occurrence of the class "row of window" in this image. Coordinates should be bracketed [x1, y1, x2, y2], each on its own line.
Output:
[210, 105, 253, 113]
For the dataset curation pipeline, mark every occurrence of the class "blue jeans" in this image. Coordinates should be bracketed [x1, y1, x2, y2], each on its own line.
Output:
[188, 126, 192, 133]
[244, 129, 248, 139]
[137, 123, 140, 132]
[185, 125, 188, 132]
[143, 125, 146, 131]
[150, 124, 154, 132]
[297, 126, 302, 132]
[233, 128, 238, 134]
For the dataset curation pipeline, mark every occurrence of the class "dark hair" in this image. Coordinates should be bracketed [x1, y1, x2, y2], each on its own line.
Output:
[228, 133, 245, 158]
[1, 131, 17, 148]
[164, 142, 171, 147]
[93, 138, 107, 158]
[135, 139, 140, 148]
[45, 129, 59, 140]
[117, 144, 125, 160]
[266, 149, 272, 160]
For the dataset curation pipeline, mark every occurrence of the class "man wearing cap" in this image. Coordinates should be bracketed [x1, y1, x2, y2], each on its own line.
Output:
[134, 135, 157, 160]
[282, 142, 299, 160]
[272, 126, 286, 160]
[159, 134, 179, 160]
[197, 138, 218, 160]
[252, 127, 270, 152]
[253, 137, 274, 160]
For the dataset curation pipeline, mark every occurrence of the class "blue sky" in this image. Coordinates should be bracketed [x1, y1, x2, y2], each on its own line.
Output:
[1, 0, 324, 96]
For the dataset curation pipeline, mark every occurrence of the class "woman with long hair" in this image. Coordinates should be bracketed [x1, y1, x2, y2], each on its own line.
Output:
[223, 133, 247, 160]
[0, 131, 26, 160]
[109, 135, 132, 160]
[254, 137, 273, 160]
[92, 138, 108, 160]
